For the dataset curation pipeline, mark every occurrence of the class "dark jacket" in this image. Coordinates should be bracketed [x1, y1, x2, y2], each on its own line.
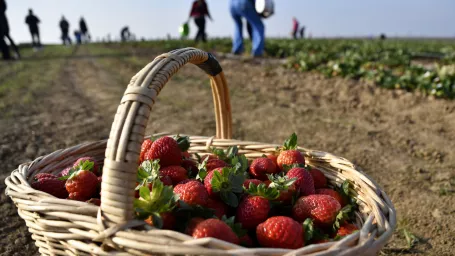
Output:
[0, 0, 9, 35]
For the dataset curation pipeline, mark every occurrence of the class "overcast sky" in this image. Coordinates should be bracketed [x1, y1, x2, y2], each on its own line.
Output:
[4, 0, 455, 43]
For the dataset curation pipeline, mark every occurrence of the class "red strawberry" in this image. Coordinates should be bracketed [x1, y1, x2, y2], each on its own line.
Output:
[277, 133, 305, 170]
[203, 168, 244, 207]
[182, 151, 190, 159]
[31, 173, 68, 199]
[185, 217, 205, 235]
[173, 180, 208, 206]
[292, 194, 341, 227]
[243, 179, 263, 189]
[181, 159, 199, 176]
[160, 166, 188, 185]
[239, 234, 254, 247]
[207, 198, 228, 219]
[309, 168, 327, 189]
[267, 154, 279, 168]
[256, 216, 304, 249]
[236, 183, 279, 229]
[139, 139, 153, 163]
[145, 136, 182, 167]
[58, 167, 72, 177]
[65, 161, 99, 201]
[316, 188, 346, 207]
[236, 195, 271, 229]
[191, 218, 240, 245]
[73, 157, 100, 176]
[336, 223, 358, 237]
[86, 198, 101, 206]
[206, 159, 229, 172]
[249, 157, 278, 180]
[277, 150, 305, 170]
[286, 167, 315, 196]
[145, 212, 176, 230]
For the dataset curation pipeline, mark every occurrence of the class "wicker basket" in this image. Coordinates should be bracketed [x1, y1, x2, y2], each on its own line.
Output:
[5, 48, 396, 256]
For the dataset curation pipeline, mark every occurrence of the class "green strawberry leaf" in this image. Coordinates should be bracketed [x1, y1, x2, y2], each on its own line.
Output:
[222, 216, 247, 237]
[220, 191, 239, 207]
[303, 218, 315, 243]
[195, 153, 202, 163]
[151, 213, 163, 229]
[211, 147, 227, 161]
[267, 173, 297, 190]
[139, 186, 151, 201]
[79, 160, 95, 172]
[246, 183, 279, 200]
[333, 204, 354, 231]
[196, 157, 209, 181]
[226, 146, 239, 159]
[283, 133, 298, 150]
[175, 135, 191, 152]
[176, 201, 216, 219]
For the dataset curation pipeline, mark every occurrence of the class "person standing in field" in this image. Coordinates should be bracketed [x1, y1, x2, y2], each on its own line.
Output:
[79, 17, 89, 43]
[230, 0, 265, 57]
[25, 9, 41, 48]
[120, 26, 130, 42]
[292, 17, 299, 39]
[189, 0, 212, 43]
[0, 0, 20, 59]
[299, 26, 305, 39]
[59, 16, 72, 45]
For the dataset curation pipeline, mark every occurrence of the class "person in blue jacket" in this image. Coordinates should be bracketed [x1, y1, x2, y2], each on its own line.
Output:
[230, 0, 264, 57]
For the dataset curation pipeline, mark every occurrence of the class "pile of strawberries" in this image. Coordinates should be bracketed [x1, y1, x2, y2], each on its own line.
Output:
[31, 133, 360, 249]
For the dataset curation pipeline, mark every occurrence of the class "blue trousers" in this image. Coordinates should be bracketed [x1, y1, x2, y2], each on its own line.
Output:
[230, 0, 264, 57]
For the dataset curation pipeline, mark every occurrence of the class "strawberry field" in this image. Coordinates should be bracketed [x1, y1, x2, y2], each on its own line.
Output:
[1, 39, 455, 256]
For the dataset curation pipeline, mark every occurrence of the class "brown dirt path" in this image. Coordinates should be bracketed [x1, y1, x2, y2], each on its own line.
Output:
[1, 45, 454, 255]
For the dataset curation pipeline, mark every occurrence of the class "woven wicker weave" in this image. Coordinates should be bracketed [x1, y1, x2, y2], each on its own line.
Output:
[5, 48, 396, 256]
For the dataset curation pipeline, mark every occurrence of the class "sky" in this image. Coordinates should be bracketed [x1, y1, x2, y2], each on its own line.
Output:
[4, 0, 455, 43]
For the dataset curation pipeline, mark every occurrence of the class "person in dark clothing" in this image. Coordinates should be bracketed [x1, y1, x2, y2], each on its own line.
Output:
[299, 26, 305, 39]
[189, 0, 212, 43]
[246, 21, 253, 41]
[59, 16, 72, 45]
[1, 0, 19, 59]
[292, 17, 299, 39]
[79, 17, 89, 43]
[25, 9, 41, 48]
[121, 26, 130, 42]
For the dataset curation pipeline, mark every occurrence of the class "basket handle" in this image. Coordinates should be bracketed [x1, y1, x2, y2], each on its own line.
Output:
[100, 48, 232, 224]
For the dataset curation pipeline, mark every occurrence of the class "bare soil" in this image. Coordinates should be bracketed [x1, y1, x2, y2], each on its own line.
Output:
[0, 45, 454, 256]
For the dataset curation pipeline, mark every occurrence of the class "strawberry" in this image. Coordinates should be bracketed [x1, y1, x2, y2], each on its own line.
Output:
[160, 166, 188, 185]
[267, 174, 297, 203]
[63, 161, 99, 201]
[191, 218, 240, 245]
[134, 179, 178, 229]
[145, 136, 182, 167]
[200, 154, 217, 162]
[58, 167, 72, 177]
[335, 223, 358, 237]
[174, 180, 208, 206]
[256, 216, 304, 249]
[86, 198, 101, 206]
[182, 151, 191, 159]
[239, 234, 254, 247]
[286, 167, 315, 196]
[267, 154, 278, 168]
[243, 179, 263, 189]
[207, 198, 228, 219]
[206, 159, 229, 172]
[31, 173, 68, 199]
[292, 194, 341, 227]
[236, 183, 279, 229]
[145, 212, 176, 230]
[316, 188, 346, 207]
[203, 167, 244, 207]
[73, 157, 100, 176]
[309, 168, 327, 189]
[181, 159, 198, 177]
[139, 138, 153, 163]
[277, 133, 305, 170]
[185, 217, 205, 235]
[249, 157, 278, 180]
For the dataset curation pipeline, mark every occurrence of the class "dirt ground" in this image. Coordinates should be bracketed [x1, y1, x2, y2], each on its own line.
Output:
[0, 45, 454, 256]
